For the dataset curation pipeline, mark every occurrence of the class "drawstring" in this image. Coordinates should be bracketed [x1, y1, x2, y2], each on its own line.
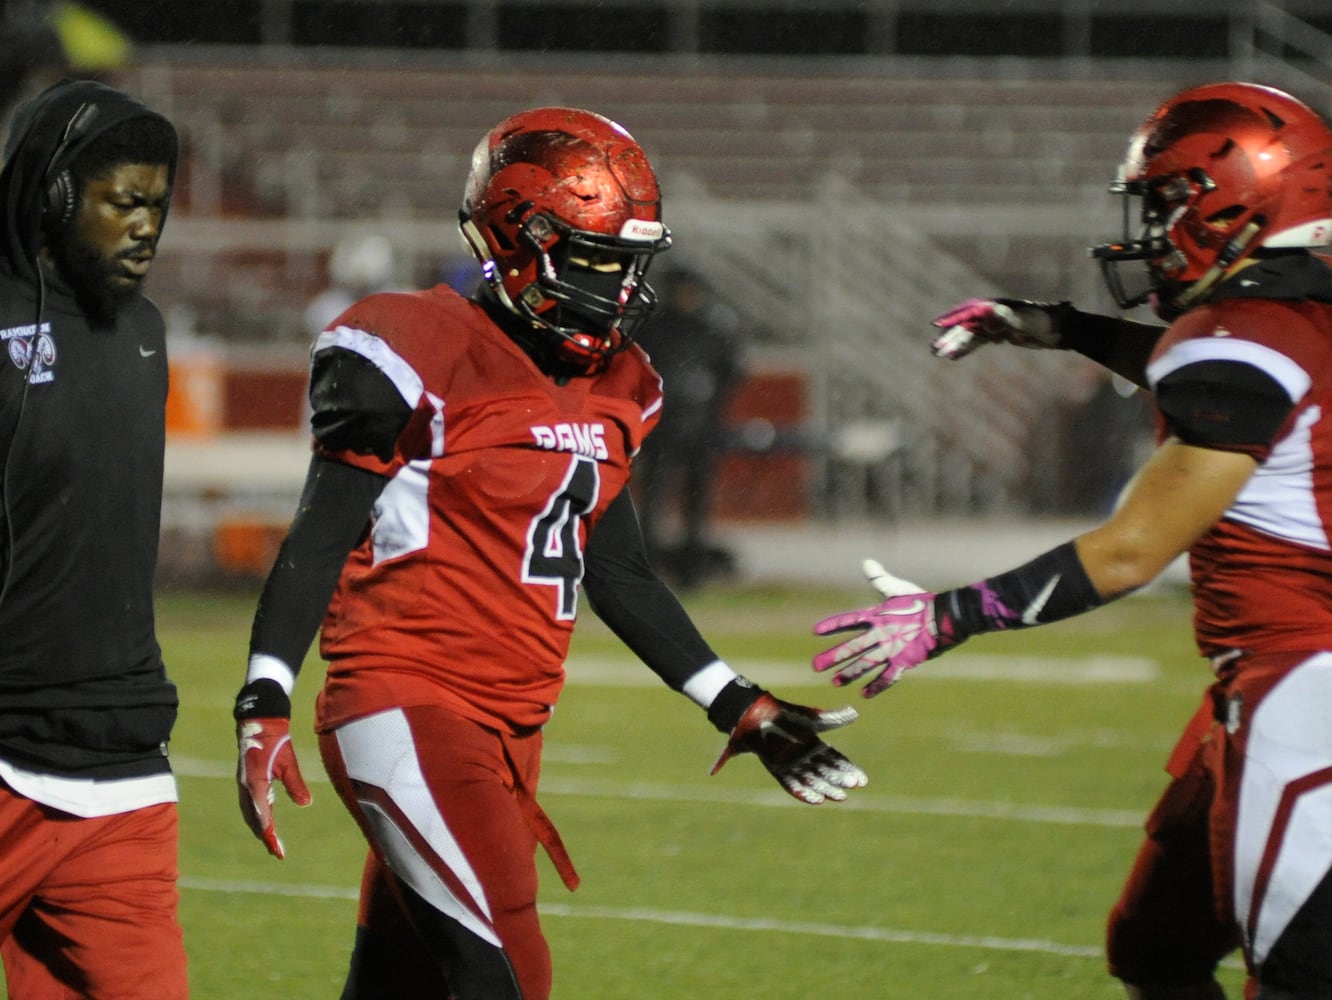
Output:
[500, 729, 580, 892]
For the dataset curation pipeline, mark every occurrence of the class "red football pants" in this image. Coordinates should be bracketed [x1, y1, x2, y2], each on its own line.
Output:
[0, 784, 188, 999]
[1107, 651, 1332, 997]
[320, 704, 577, 1000]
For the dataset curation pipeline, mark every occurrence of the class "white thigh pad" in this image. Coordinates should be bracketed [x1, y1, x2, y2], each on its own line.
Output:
[1234, 653, 1332, 964]
[336, 708, 499, 947]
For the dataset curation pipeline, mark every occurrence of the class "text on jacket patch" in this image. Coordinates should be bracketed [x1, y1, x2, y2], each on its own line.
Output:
[531, 422, 608, 460]
[2, 322, 56, 384]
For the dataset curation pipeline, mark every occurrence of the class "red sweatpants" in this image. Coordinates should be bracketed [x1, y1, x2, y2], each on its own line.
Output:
[0, 783, 188, 999]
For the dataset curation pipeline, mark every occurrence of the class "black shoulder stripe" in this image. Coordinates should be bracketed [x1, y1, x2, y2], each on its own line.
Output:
[309, 347, 412, 461]
[1155, 360, 1294, 449]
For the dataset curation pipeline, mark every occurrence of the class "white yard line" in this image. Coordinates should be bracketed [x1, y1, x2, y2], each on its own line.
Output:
[180, 654, 1159, 712]
[177, 875, 1101, 959]
[173, 757, 1142, 827]
[534, 776, 1145, 827]
[565, 654, 1159, 687]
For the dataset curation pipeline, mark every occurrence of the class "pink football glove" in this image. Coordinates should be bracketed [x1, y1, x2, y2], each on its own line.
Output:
[930, 298, 1065, 360]
[236, 710, 312, 860]
[712, 692, 867, 804]
[812, 560, 960, 697]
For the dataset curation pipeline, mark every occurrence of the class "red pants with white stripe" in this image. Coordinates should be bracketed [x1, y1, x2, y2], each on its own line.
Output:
[1107, 650, 1332, 998]
[319, 704, 577, 1000]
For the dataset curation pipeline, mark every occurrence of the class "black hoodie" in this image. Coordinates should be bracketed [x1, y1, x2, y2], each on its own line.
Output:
[0, 79, 180, 779]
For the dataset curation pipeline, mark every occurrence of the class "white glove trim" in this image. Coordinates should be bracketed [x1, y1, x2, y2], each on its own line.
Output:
[862, 559, 925, 599]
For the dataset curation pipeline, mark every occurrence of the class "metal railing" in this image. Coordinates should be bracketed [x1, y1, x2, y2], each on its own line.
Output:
[104, 0, 1332, 517]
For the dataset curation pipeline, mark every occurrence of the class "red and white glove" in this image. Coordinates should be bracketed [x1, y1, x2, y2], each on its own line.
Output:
[930, 298, 1067, 360]
[712, 690, 867, 804]
[234, 680, 312, 860]
[812, 560, 962, 697]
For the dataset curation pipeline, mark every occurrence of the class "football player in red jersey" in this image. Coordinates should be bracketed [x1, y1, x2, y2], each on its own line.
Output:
[232, 107, 867, 1000]
[814, 82, 1332, 999]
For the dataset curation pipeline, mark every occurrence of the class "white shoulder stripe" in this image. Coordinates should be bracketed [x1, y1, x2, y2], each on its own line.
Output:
[641, 370, 664, 423]
[316, 325, 425, 407]
[1147, 336, 1311, 403]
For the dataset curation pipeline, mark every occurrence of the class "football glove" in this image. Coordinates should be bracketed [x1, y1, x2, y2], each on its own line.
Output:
[929, 298, 1069, 360]
[711, 691, 867, 804]
[812, 559, 962, 697]
[234, 679, 312, 860]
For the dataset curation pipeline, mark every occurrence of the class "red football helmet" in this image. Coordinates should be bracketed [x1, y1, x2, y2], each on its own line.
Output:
[1092, 82, 1332, 317]
[459, 106, 671, 370]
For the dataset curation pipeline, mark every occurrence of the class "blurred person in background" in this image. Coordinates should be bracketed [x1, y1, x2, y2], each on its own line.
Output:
[813, 82, 1332, 1000]
[303, 231, 399, 338]
[0, 78, 184, 998]
[1, 1, 136, 123]
[0, 12, 65, 118]
[1025, 363, 1153, 517]
[232, 106, 866, 1000]
[633, 265, 745, 586]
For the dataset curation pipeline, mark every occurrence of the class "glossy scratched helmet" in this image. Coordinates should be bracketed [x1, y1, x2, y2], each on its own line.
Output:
[1092, 82, 1332, 317]
[459, 107, 672, 370]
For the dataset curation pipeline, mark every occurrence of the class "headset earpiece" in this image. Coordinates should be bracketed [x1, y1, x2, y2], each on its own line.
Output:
[42, 169, 75, 230]
[39, 102, 100, 232]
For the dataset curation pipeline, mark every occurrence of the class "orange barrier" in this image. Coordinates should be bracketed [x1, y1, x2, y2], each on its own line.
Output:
[212, 516, 287, 578]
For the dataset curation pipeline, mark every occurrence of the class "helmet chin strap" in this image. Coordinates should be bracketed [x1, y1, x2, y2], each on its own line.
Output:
[459, 215, 614, 374]
[1169, 220, 1263, 312]
[459, 215, 523, 312]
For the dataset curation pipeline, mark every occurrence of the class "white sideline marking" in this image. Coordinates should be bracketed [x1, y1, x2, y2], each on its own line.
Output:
[536, 777, 1145, 828]
[174, 757, 1141, 828]
[947, 728, 1156, 757]
[181, 876, 356, 900]
[567, 654, 1159, 687]
[186, 656, 1156, 711]
[176, 875, 1101, 959]
[541, 904, 1103, 958]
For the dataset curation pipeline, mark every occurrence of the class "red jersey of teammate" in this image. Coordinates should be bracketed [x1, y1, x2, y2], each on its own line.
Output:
[1147, 293, 1332, 658]
[312, 284, 663, 734]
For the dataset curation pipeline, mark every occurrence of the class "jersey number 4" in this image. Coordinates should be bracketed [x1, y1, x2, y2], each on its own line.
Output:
[523, 456, 601, 621]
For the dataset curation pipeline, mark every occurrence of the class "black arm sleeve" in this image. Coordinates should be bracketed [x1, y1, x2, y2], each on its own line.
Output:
[247, 454, 389, 673]
[582, 489, 721, 691]
[1061, 310, 1165, 390]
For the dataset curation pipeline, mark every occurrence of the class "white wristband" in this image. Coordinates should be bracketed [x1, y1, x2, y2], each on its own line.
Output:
[682, 659, 740, 710]
[246, 653, 296, 695]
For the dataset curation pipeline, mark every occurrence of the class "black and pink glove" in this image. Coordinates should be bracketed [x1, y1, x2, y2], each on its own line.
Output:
[930, 298, 1070, 360]
[812, 560, 965, 696]
[814, 545, 1101, 697]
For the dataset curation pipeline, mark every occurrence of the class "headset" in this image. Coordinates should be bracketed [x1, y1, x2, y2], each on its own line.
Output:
[40, 101, 100, 231]
[1, 98, 101, 610]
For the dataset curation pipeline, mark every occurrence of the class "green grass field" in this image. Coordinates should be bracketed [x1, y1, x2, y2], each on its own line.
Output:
[31, 582, 1256, 997]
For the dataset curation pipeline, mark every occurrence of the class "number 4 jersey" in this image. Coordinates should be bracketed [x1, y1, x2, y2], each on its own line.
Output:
[309, 284, 663, 734]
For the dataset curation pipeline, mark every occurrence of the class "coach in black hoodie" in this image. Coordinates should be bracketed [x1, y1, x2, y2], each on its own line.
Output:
[0, 78, 186, 997]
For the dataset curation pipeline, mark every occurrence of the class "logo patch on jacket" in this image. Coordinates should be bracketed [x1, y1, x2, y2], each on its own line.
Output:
[2, 322, 56, 384]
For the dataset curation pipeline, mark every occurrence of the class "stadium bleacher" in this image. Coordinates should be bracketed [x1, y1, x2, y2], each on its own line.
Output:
[41, 0, 1326, 578]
